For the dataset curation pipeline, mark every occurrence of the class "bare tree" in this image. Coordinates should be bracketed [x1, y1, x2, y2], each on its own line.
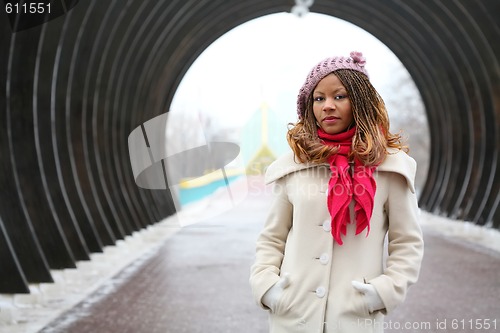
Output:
[382, 70, 430, 194]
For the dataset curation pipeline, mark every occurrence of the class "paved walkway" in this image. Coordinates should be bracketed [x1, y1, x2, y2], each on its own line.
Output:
[6, 176, 500, 333]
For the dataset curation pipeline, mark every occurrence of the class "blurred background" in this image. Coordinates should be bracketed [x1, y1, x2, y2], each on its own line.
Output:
[0, 1, 498, 332]
[171, 13, 429, 204]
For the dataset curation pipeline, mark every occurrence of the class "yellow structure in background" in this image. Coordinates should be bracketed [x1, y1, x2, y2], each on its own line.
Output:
[244, 102, 277, 175]
[179, 168, 244, 189]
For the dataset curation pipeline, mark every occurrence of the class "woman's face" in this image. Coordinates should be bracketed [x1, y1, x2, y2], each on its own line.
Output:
[312, 73, 354, 135]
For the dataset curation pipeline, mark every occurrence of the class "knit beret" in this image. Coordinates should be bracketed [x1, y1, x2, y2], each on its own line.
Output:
[296, 51, 369, 119]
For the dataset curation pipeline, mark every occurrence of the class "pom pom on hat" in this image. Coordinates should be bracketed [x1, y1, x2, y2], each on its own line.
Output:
[296, 51, 369, 119]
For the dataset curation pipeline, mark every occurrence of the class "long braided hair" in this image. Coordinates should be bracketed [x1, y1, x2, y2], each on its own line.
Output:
[287, 69, 406, 166]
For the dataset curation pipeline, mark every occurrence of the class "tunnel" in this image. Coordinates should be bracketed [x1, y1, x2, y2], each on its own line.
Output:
[0, 0, 498, 294]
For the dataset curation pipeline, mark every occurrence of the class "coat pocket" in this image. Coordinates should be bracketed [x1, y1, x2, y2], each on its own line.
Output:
[272, 279, 292, 316]
[350, 283, 371, 317]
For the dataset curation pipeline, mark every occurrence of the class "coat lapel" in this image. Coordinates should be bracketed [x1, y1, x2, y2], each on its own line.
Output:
[265, 149, 416, 194]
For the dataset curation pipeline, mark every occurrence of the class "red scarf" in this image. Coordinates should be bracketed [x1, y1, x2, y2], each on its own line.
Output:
[317, 127, 377, 245]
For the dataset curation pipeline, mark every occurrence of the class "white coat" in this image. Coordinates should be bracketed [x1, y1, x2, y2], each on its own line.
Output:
[250, 150, 424, 333]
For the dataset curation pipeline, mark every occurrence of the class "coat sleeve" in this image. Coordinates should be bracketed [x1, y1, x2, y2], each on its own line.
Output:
[249, 177, 293, 309]
[368, 172, 424, 314]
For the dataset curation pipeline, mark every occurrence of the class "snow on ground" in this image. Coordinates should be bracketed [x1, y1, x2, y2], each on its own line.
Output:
[419, 210, 500, 254]
[0, 190, 498, 333]
[0, 217, 182, 333]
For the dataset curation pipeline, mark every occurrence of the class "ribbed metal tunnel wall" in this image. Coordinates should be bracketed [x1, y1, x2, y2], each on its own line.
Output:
[314, 1, 500, 223]
[0, 0, 498, 293]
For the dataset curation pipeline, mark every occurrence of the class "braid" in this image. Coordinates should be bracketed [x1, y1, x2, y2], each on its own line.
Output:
[287, 69, 405, 166]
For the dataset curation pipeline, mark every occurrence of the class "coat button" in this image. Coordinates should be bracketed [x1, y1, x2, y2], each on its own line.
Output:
[319, 253, 329, 265]
[315, 286, 326, 298]
[322, 220, 331, 232]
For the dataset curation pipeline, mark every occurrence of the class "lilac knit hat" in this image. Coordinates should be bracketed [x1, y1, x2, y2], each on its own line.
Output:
[296, 51, 369, 119]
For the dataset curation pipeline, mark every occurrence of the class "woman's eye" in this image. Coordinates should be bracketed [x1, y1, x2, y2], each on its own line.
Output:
[313, 96, 324, 102]
[335, 95, 347, 100]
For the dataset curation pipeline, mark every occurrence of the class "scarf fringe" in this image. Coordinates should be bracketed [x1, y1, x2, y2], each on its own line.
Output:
[318, 128, 377, 245]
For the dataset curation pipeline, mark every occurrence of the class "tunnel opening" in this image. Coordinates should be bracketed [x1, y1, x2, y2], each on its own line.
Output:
[169, 12, 430, 208]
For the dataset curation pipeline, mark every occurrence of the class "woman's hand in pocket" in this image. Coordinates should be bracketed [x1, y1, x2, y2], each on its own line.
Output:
[262, 273, 290, 312]
[351, 280, 385, 313]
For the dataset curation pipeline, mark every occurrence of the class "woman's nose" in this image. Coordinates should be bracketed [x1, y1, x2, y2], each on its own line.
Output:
[323, 98, 336, 111]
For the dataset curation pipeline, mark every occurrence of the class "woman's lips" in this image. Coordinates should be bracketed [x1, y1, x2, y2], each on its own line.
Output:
[323, 116, 339, 123]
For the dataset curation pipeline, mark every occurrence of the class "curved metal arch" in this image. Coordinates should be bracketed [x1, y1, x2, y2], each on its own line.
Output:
[0, 0, 498, 294]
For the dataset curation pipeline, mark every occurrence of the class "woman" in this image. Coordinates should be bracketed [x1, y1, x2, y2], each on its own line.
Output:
[249, 51, 424, 333]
